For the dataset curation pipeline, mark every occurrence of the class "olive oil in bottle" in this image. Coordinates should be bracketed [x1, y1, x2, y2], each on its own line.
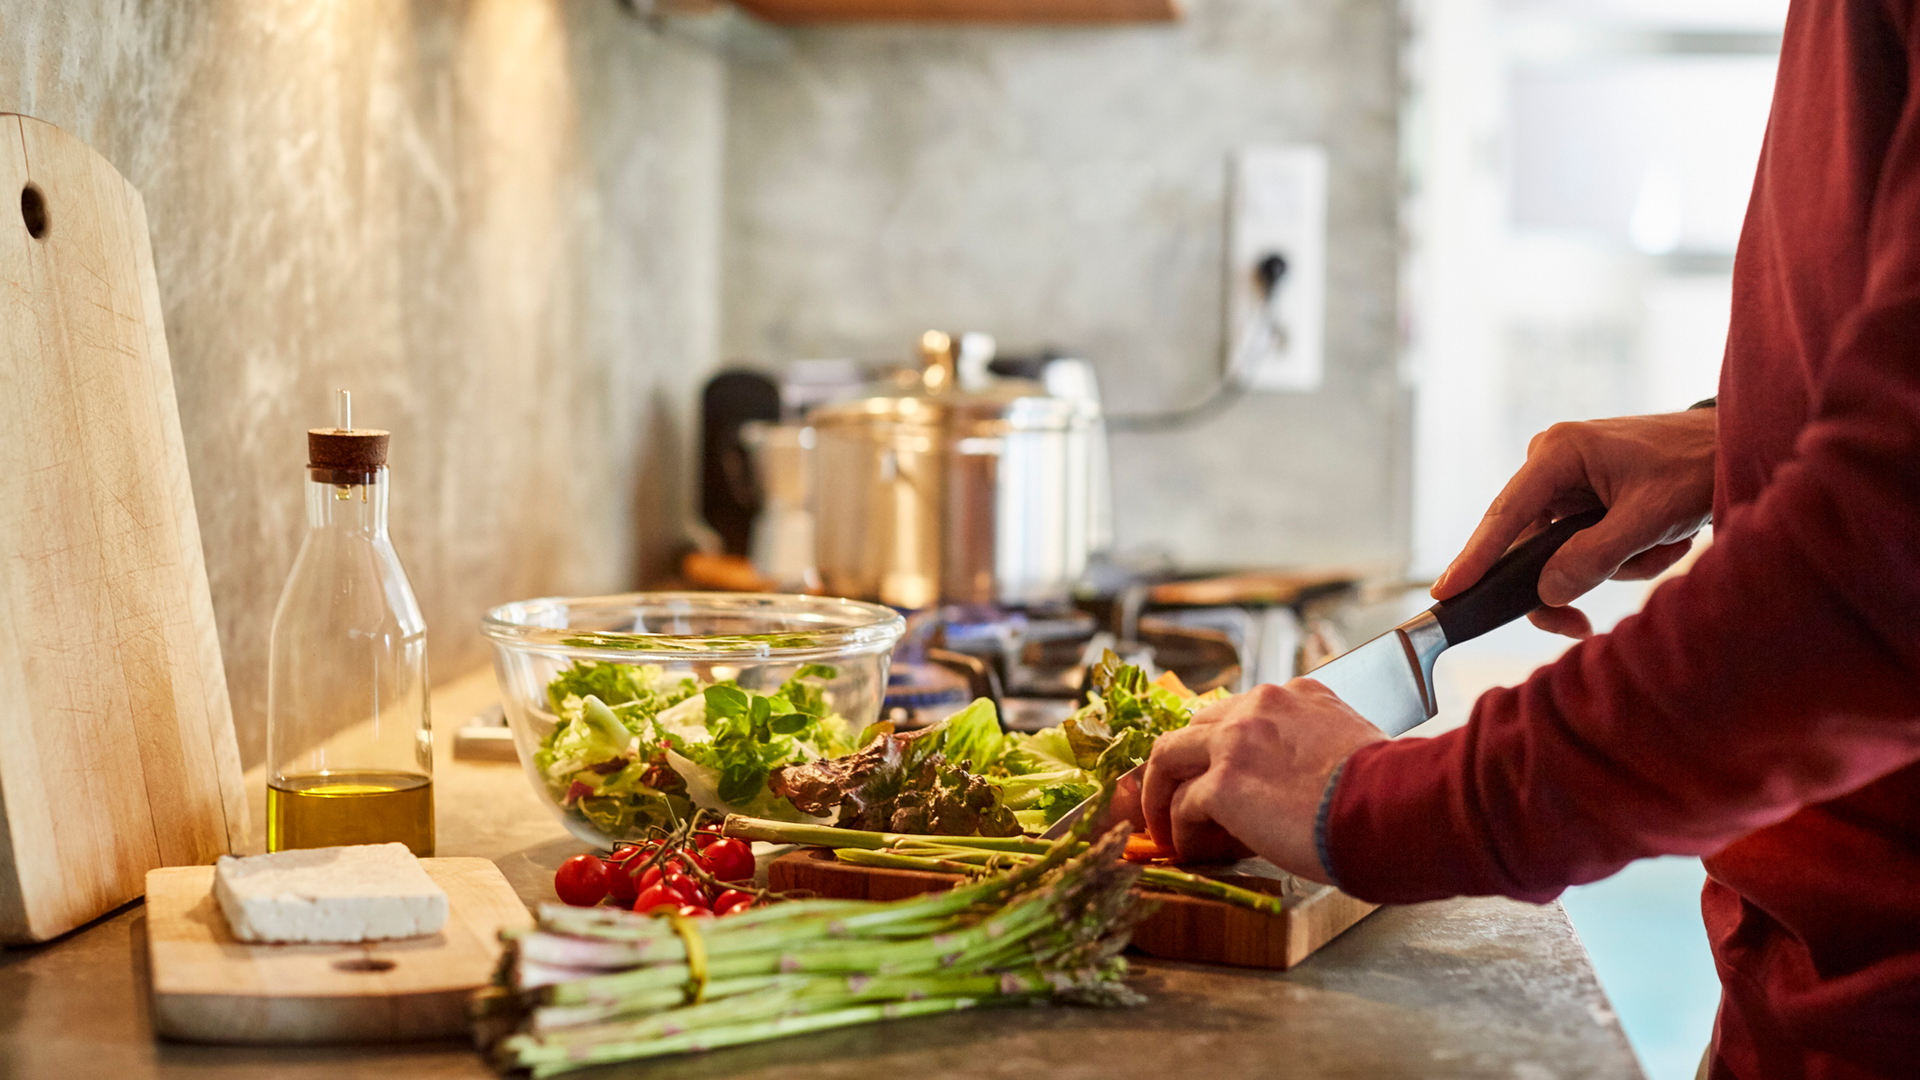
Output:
[267, 771, 434, 856]
[265, 391, 434, 855]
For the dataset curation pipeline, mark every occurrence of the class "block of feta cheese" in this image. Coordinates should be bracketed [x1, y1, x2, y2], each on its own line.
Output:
[212, 843, 450, 944]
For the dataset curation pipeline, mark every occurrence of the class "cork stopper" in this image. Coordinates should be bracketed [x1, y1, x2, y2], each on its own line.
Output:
[307, 390, 389, 484]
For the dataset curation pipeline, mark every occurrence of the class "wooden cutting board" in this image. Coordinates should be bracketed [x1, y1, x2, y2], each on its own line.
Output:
[145, 857, 533, 1044]
[769, 848, 1378, 970]
[0, 113, 247, 943]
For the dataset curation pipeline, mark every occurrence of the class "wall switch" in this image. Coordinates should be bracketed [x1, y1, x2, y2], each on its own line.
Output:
[1228, 145, 1328, 392]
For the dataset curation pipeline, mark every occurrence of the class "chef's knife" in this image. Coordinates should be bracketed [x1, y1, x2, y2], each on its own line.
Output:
[1038, 507, 1607, 841]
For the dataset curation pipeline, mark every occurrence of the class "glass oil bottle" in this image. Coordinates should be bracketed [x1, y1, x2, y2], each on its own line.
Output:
[266, 391, 434, 855]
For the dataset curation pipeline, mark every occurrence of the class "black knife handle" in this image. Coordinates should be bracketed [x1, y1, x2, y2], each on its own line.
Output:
[1432, 507, 1608, 646]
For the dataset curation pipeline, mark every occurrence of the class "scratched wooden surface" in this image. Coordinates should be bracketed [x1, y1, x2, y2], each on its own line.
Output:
[0, 114, 247, 944]
[145, 858, 531, 1045]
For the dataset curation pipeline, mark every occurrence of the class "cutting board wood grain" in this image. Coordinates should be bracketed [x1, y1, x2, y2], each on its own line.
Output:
[769, 848, 1378, 970]
[145, 857, 533, 1044]
[0, 114, 247, 943]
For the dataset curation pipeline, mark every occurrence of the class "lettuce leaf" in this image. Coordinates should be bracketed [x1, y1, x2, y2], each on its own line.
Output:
[545, 662, 699, 720]
[534, 660, 854, 840]
[927, 697, 1005, 772]
[767, 712, 1020, 836]
[985, 653, 1227, 822]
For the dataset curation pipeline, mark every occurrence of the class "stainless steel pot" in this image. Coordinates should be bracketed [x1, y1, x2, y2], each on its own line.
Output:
[812, 395, 948, 609]
[811, 335, 1108, 610]
[942, 390, 1100, 606]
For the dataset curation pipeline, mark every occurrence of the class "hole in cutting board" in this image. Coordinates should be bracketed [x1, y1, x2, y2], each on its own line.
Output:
[20, 185, 48, 240]
[333, 957, 397, 973]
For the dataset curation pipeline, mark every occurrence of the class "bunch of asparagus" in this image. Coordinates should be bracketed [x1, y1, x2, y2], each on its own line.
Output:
[720, 816, 1299, 916]
[474, 822, 1154, 1077]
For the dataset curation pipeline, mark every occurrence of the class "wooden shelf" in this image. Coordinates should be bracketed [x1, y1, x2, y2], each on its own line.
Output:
[733, 0, 1181, 23]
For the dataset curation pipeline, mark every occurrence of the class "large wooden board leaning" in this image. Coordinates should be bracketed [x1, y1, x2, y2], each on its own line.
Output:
[0, 113, 247, 944]
[145, 858, 533, 1045]
[770, 848, 1378, 970]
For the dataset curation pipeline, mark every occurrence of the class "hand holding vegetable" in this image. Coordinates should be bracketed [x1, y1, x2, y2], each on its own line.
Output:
[1141, 678, 1385, 879]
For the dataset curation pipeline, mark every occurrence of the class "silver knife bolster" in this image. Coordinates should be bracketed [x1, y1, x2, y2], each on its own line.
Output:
[1301, 608, 1450, 735]
[1398, 608, 1448, 716]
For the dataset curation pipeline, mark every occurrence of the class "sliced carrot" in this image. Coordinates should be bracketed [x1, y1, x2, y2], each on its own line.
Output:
[1123, 832, 1175, 863]
[1152, 669, 1196, 700]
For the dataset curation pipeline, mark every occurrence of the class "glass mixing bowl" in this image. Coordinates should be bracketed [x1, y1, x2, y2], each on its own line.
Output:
[482, 592, 905, 847]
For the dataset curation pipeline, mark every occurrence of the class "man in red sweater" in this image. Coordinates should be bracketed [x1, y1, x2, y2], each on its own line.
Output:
[1140, 2, 1920, 1075]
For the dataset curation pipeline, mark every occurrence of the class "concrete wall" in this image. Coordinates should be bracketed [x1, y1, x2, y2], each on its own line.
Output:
[2, 1, 726, 767]
[720, 0, 1407, 570]
[2, 0, 1404, 769]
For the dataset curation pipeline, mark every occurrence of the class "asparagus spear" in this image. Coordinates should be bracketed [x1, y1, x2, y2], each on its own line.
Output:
[723, 812, 1296, 916]
[835, 845, 1290, 917]
[509, 997, 982, 1078]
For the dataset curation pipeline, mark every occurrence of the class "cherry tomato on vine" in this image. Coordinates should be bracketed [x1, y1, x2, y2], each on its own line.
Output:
[712, 889, 754, 916]
[662, 872, 705, 904]
[554, 854, 610, 907]
[602, 857, 641, 905]
[632, 884, 680, 914]
[703, 837, 754, 882]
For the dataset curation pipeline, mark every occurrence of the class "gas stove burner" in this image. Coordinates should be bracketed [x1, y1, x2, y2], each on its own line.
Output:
[938, 605, 1096, 656]
[882, 661, 971, 729]
[894, 602, 1242, 733]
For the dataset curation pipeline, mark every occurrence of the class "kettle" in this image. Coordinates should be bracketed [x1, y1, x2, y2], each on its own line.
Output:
[810, 332, 1110, 610]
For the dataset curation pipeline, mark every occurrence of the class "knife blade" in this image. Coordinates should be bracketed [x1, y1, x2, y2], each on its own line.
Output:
[1038, 508, 1607, 841]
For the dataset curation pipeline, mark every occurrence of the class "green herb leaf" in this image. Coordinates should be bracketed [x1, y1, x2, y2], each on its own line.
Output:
[705, 684, 750, 721]
[768, 712, 810, 735]
[718, 761, 770, 805]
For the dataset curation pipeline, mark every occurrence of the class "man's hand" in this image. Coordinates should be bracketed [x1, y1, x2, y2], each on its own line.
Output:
[1432, 410, 1716, 638]
[1140, 680, 1386, 881]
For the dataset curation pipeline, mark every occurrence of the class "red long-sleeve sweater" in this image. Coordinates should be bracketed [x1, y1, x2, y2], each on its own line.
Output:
[1323, 2, 1920, 1076]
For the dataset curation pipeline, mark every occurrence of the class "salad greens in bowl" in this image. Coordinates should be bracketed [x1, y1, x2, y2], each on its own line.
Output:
[482, 592, 906, 847]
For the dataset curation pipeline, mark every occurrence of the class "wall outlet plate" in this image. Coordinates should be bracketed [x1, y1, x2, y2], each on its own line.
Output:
[1228, 145, 1328, 392]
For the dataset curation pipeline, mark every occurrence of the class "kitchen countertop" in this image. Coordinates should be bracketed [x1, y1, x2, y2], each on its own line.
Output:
[0, 670, 1644, 1080]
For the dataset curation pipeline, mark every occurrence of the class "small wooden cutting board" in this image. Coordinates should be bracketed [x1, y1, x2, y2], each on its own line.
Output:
[145, 857, 531, 1044]
[769, 848, 1378, 970]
